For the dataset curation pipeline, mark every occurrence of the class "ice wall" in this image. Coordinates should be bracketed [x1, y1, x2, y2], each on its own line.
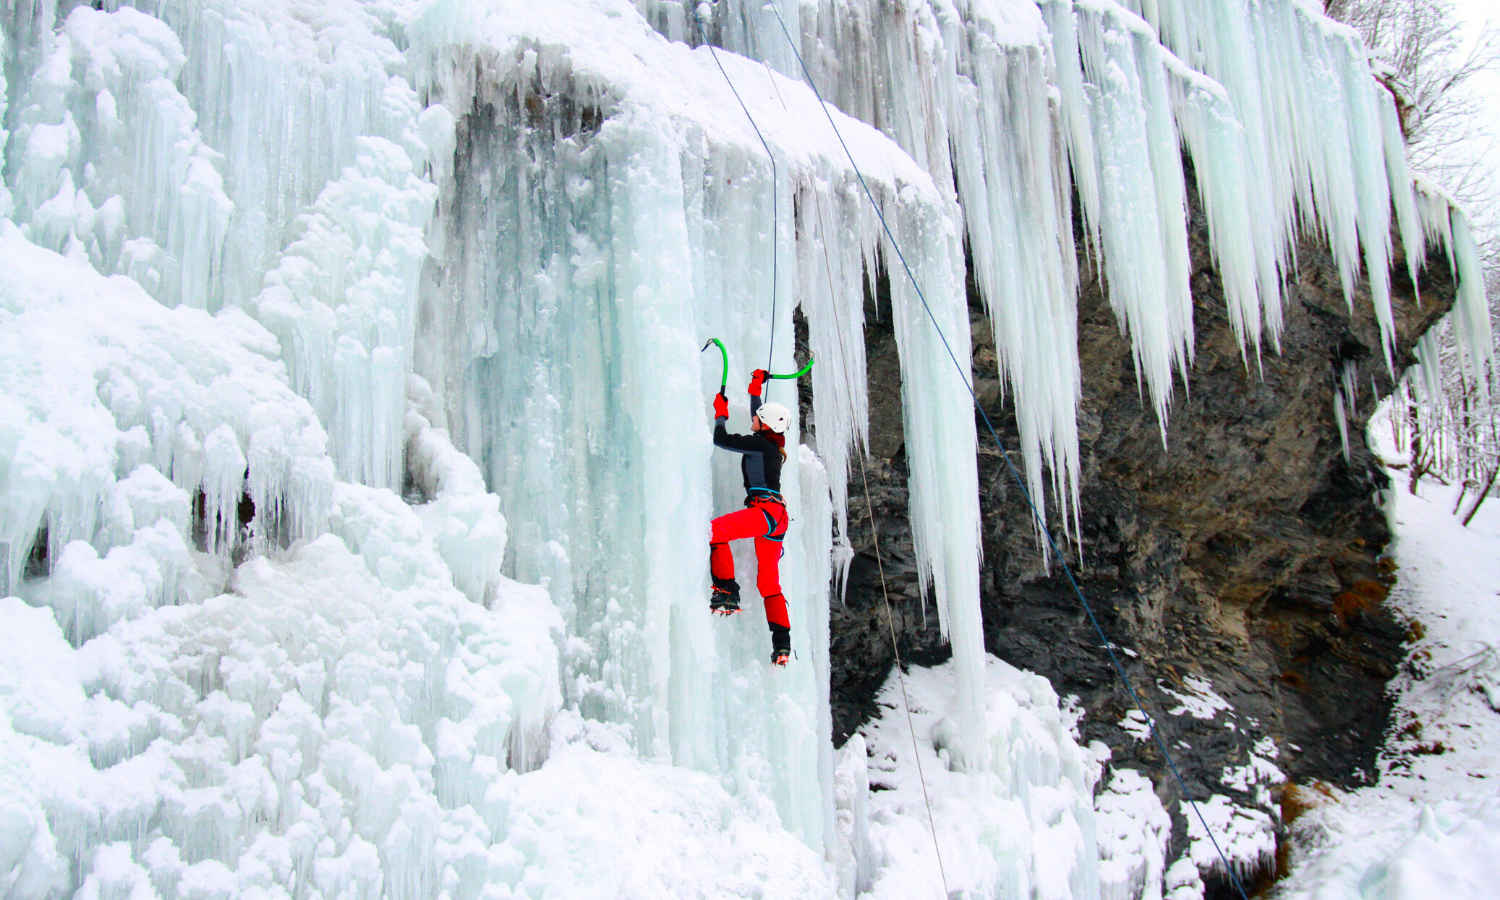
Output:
[2, 0, 1494, 897]
[0, 224, 333, 605]
[0, 221, 563, 900]
[402, 0, 994, 823]
[649, 0, 1492, 516]
[3, 0, 992, 893]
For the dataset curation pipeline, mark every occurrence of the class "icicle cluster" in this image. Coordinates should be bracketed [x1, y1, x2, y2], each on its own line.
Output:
[653, 0, 1492, 517]
[2, 0, 1493, 896]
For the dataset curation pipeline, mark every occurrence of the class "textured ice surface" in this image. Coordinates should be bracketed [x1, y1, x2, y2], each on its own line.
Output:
[0, 223, 332, 602]
[0, 0, 1491, 897]
[853, 656, 1144, 900]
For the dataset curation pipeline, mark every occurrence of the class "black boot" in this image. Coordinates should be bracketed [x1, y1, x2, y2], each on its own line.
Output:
[769, 623, 791, 666]
[710, 577, 741, 614]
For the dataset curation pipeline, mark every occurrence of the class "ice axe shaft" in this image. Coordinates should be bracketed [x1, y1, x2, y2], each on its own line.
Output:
[769, 359, 814, 380]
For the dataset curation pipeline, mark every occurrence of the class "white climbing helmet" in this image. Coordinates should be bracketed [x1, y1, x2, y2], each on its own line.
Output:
[756, 401, 792, 434]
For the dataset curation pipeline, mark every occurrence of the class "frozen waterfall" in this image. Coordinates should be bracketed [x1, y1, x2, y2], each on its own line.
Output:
[0, 0, 1490, 898]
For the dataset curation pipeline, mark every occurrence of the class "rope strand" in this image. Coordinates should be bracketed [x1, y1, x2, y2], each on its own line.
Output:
[857, 449, 952, 899]
[762, 7, 1253, 898]
[816, 185, 951, 897]
[690, 8, 780, 380]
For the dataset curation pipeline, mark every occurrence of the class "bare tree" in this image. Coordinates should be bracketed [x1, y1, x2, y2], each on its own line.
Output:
[1330, 0, 1500, 521]
[1327, 0, 1500, 213]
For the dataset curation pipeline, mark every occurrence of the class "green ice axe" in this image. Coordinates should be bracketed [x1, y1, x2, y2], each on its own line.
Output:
[701, 338, 815, 392]
[769, 359, 815, 380]
[701, 338, 729, 393]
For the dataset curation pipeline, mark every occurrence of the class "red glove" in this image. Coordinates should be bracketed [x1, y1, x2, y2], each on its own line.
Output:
[748, 369, 768, 397]
[713, 392, 728, 418]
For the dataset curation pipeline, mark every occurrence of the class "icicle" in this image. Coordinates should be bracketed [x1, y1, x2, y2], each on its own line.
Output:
[1448, 212, 1494, 388]
[0, 24, 11, 220]
[1065, 2, 1196, 439]
[1331, 359, 1358, 467]
[886, 208, 989, 771]
[795, 177, 870, 571]
[1380, 92, 1425, 290]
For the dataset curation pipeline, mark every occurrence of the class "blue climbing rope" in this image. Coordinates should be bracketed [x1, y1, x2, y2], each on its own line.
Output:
[758, 6, 1254, 899]
[690, 8, 780, 375]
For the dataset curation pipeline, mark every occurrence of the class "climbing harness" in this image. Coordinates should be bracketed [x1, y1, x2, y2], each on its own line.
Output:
[752, 7, 1254, 899]
[748, 494, 789, 542]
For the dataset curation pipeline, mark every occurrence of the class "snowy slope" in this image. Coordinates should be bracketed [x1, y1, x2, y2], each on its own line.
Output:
[1271, 473, 1500, 900]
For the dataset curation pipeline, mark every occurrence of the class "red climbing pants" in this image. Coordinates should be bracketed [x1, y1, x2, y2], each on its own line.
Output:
[710, 498, 789, 629]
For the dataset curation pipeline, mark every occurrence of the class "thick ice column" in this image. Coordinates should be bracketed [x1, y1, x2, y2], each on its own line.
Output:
[605, 107, 722, 762]
[249, 134, 436, 491]
[0, 26, 11, 220]
[886, 208, 988, 772]
[682, 143, 842, 847]
[950, 16, 1083, 539]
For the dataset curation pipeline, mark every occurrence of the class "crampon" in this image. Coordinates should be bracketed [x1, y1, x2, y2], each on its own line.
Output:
[710, 583, 741, 615]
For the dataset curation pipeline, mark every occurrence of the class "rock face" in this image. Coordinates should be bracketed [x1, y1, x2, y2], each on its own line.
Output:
[829, 187, 1456, 880]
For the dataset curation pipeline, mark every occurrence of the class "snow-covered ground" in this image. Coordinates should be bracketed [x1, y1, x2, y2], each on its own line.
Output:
[1272, 471, 1500, 899]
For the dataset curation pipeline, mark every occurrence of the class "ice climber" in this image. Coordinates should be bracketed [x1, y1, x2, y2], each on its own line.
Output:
[710, 368, 793, 666]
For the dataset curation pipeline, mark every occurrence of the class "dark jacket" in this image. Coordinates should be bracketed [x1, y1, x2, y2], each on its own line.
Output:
[714, 395, 783, 499]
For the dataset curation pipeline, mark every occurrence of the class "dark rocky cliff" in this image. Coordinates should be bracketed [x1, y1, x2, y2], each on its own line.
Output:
[827, 184, 1457, 884]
